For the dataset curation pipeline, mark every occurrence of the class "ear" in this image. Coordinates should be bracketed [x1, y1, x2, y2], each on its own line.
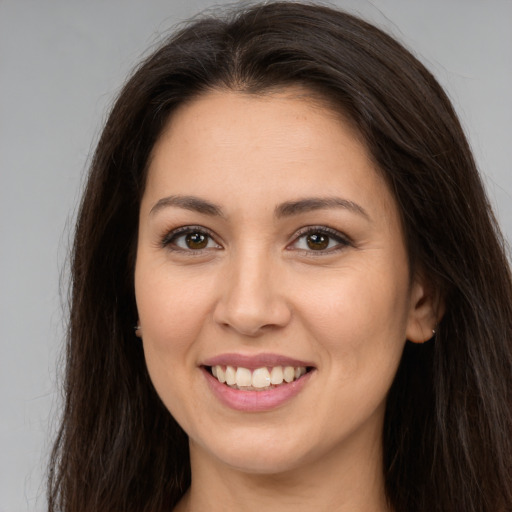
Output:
[135, 319, 142, 338]
[406, 272, 444, 343]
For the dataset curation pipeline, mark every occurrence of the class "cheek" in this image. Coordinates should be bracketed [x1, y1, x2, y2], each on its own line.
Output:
[135, 261, 216, 353]
[135, 263, 215, 421]
[293, 264, 410, 373]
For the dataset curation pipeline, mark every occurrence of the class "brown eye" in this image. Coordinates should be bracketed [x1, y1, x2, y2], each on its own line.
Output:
[306, 233, 330, 250]
[185, 232, 208, 249]
[289, 226, 351, 253]
[162, 227, 221, 252]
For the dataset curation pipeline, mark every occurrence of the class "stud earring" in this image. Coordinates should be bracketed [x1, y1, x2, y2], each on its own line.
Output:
[134, 324, 142, 338]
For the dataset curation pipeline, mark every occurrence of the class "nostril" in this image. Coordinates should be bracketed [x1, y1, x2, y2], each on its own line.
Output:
[212, 287, 292, 336]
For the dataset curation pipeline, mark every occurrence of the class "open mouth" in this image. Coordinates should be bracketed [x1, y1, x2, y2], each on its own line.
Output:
[206, 365, 314, 391]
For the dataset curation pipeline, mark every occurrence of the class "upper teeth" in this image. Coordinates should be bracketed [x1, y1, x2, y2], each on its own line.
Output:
[211, 365, 307, 389]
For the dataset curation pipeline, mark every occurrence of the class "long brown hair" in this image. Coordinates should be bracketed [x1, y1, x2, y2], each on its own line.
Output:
[48, 2, 512, 511]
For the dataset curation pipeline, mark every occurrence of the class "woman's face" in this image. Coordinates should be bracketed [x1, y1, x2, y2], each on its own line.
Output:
[135, 89, 433, 476]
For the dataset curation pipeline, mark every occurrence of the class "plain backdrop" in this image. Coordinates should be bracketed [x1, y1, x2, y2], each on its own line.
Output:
[1, 1, 511, 510]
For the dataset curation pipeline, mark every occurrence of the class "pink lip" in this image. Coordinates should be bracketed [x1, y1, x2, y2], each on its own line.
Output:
[201, 365, 315, 412]
[202, 352, 314, 370]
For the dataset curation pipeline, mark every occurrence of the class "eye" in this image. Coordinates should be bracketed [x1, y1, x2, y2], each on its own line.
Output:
[162, 226, 221, 252]
[290, 227, 351, 253]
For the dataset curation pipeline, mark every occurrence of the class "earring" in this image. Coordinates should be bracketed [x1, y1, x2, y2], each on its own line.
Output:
[134, 324, 142, 338]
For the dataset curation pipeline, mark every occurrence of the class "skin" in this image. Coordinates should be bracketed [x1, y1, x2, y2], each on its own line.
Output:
[134, 89, 438, 512]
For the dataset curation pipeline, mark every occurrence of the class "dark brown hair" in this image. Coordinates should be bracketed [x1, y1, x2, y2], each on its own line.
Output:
[48, 2, 512, 511]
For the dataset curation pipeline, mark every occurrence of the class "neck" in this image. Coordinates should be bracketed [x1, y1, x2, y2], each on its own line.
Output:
[175, 429, 390, 512]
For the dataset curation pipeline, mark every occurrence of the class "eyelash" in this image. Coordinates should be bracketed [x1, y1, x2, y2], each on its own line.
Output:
[161, 225, 221, 254]
[160, 225, 352, 255]
[288, 226, 352, 255]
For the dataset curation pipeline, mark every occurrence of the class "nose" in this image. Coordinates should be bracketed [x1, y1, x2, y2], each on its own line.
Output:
[213, 250, 292, 337]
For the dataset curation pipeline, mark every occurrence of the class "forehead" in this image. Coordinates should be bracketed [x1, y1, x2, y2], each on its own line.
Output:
[143, 88, 396, 223]
[150, 87, 365, 166]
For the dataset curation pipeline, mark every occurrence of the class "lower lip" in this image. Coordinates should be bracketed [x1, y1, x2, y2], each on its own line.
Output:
[202, 367, 314, 412]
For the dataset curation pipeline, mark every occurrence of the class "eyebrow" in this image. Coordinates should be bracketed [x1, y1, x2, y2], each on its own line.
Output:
[149, 195, 224, 217]
[275, 197, 370, 220]
[149, 194, 369, 220]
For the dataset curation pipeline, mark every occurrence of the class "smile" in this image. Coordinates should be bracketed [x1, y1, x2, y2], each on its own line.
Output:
[202, 353, 315, 411]
[210, 365, 308, 390]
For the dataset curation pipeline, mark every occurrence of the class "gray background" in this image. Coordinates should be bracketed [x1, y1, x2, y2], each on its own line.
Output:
[1, 0, 511, 510]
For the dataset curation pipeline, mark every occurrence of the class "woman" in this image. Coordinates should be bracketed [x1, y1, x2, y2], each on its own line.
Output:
[48, 2, 512, 511]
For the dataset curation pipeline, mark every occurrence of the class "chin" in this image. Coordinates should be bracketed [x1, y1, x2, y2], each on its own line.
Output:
[218, 447, 309, 475]
[191, 426, 319, 475]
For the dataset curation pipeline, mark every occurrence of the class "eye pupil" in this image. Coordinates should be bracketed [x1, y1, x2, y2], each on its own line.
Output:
[186, 232, 208, 249]
[306, 233, 329, 250]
